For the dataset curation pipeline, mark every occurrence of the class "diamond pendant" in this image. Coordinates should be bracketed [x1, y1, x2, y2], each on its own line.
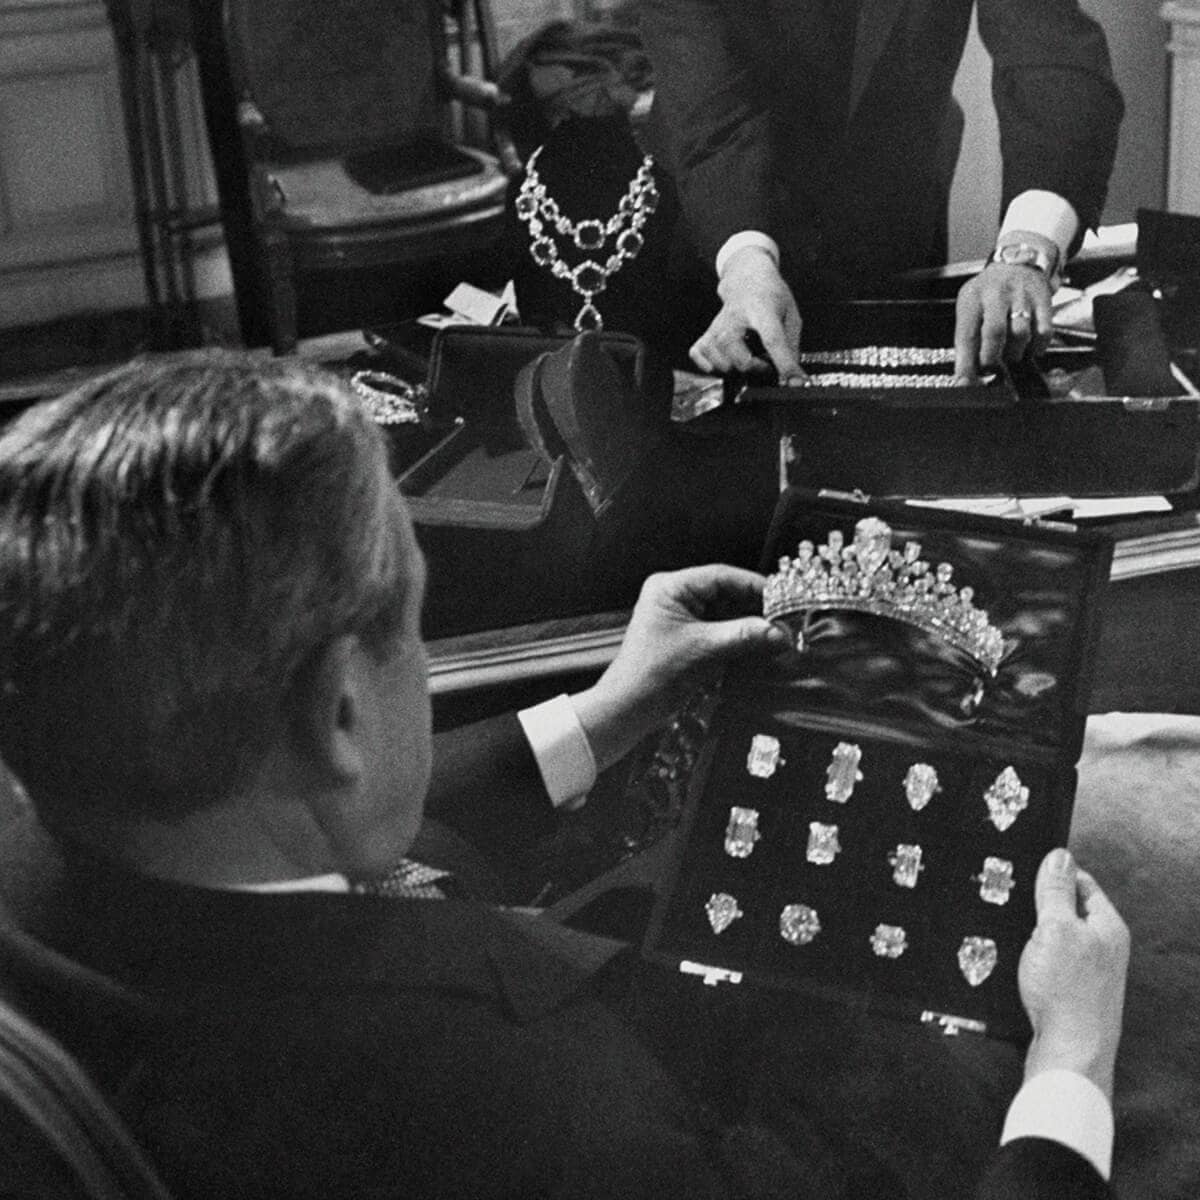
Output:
[573, 302, 603, 332]
[957, 936, 998, 986]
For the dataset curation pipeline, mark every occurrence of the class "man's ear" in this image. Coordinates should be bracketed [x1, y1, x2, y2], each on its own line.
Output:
[291, 635, 365, 783]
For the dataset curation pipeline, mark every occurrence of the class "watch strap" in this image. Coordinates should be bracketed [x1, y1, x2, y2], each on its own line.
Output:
[989, 238, 1061, 284]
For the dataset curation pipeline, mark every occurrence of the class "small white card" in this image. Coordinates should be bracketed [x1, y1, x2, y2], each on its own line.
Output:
[416, 281, 518, 330]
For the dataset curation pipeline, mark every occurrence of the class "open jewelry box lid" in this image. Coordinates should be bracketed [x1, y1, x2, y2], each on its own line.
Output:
[747, 490, 1114, 762]
[641, 490, 1113, 1040]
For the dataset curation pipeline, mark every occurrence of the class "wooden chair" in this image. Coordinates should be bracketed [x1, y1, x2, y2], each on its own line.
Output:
[190, 0, 518, 353]
[104, 0, 224, 349]
[0, 908, 172, 1200]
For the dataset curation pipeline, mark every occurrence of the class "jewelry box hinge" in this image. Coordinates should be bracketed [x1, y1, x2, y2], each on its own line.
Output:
[679, 960, 744, 987]
[920, 1010, 987, 1037]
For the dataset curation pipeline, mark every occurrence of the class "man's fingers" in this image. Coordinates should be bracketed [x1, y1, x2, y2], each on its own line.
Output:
[954, 291, 983, 382]
[716, 327, 766, 374]
[702, 615, 790, 659]
[1034, 847, 1080, 922]
[689, 339, 715, 374]
[756, 309, 802, 381]
[783, 304, 803, 351]
[691, 321, 765, 376]
[658, 564, 768, 616]
[1033, 288, 1054, 347]
[978, 291, 1011, 367]
[1075, 869, 1129, 943]
[1005, 309, 1033, 363]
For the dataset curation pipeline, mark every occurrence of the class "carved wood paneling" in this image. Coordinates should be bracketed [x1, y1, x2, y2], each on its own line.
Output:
[0, 1, 142, 325]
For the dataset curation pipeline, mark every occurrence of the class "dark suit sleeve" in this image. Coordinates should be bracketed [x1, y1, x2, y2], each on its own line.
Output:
[639, 0, 775, 266]
[977, 0, 1124, 236]
[975, 1138, 1115, 1199]
[426, 714, 559, 862]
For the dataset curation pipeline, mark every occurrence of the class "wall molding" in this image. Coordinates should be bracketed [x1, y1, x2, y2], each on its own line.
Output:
[0, 0, 148, 323]
[1164, 1, 1200, 215]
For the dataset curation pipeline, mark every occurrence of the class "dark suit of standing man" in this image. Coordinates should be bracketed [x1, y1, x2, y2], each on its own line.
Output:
[639, 0, 1124, 381]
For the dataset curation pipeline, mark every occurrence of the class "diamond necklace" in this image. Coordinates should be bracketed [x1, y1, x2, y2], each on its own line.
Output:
[515, 144, 659, 332]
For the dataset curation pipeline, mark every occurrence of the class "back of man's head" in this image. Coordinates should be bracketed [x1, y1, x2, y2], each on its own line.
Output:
[0, 350, 410, 829]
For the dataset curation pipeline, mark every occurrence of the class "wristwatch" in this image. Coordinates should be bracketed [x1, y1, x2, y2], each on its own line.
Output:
[989, 240, 1061, 285]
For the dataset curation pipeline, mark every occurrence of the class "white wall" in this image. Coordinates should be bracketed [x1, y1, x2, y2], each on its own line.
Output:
[948, 0, 1169, 261]
[1164, 1, 1200, 213]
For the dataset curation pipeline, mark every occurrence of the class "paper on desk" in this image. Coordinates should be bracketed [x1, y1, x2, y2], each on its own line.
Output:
[909, 496, 1074, 519]
[417, 281, 518, 329]
[1052, 266, 1139, 338]
[908, 495, 1172, 521]
[1071, 496, 1172, 519]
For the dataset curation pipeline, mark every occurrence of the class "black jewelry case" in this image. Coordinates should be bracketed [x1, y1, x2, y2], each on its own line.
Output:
[642, 488, 1113, 1040]
[737, 300, 1200, 499]
[396, 325, 651, 637]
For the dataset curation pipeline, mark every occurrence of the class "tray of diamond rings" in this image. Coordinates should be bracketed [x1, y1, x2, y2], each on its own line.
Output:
[642, 490, 1113, 1040]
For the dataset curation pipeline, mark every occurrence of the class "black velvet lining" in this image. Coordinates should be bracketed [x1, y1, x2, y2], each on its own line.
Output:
[644, 496, 1109, 1039]
[747, 499, 1108, 756]
[652, 715, 1075, 1039]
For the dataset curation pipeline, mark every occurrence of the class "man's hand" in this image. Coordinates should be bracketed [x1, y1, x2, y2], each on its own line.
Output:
[1018, 848, 1130, 1102]
[690, 247, 805, 382]
[572, 565, 789, 772]
[953, 262, 1054, 383]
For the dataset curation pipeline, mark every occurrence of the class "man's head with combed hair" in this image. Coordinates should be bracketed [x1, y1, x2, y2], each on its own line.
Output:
[0, 350, 415, 829]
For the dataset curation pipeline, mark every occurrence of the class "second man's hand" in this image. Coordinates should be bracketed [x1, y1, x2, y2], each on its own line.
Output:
[954, 231, 1059, 383]
[691, 247, 807, 383]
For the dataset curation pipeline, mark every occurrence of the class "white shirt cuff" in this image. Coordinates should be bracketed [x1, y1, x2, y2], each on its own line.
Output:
[1000, 1069, 1114, 1181]
[517, 694, 597, 811]
[998, 191, 1080, 267]
[715, 231, 780, 279]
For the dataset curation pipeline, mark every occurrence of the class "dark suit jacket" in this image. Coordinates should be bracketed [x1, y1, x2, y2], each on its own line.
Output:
[0, 715, 1114, 1199]
[639, 0, 1124, 291]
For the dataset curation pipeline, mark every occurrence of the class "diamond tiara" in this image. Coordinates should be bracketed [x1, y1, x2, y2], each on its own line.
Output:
[762, 517, 1007, 676]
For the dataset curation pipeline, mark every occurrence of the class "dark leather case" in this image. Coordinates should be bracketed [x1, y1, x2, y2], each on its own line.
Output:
[643, 489, 1113, 1040]
[737, 300, 1199, 498]
[396, 325, 648, 637]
